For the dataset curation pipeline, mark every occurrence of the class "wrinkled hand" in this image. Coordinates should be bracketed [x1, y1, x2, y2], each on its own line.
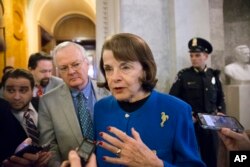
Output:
[60, 150, 96, 167]
[98, 126, 163, 167]
[218, 128, 250, 151]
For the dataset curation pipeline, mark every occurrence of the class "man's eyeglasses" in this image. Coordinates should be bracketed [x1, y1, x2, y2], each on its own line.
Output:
[57, 61, 83, 73]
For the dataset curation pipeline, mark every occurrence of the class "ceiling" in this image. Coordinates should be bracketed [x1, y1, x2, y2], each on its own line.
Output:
[29, 0, 96, 34]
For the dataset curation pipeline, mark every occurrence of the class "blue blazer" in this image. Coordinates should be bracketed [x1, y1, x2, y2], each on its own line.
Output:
[94, 90, 205, 167]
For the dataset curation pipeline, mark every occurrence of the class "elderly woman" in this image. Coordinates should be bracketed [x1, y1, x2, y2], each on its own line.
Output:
[94, 33, 205, 167]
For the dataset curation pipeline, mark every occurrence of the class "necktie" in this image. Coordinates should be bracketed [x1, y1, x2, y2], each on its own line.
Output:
[37, 86, 43, 97]
[77, 92, 94, 140]
[23, 110, 40, 145]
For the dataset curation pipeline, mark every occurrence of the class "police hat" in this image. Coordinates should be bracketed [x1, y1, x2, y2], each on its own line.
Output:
[188, 37, 213, 54]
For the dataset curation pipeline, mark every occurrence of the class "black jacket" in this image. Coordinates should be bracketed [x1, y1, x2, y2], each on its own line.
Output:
[169, 67, 226, 115]
[0, 98, 27, 162]
[0, 97, 39, 162]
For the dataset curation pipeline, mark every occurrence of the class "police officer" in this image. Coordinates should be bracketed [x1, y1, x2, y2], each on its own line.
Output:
[169, 37, 226, 167]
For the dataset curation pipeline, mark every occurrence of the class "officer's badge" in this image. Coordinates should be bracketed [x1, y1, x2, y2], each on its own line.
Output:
[160, 112, 169, 127]
[192, 38, 197, 47]
[187, 81, 196, 85]
[211, 77, 216, 84]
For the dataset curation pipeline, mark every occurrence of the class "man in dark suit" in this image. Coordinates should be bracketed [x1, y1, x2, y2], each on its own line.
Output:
[0, 98, 21, 161]
[0, 69, 52, 167]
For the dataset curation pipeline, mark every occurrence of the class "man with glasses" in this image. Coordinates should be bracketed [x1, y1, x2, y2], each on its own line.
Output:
[38, 41, 108, 166]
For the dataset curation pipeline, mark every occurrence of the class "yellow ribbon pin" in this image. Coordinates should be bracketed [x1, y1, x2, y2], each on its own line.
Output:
[160, 112, 169, 127]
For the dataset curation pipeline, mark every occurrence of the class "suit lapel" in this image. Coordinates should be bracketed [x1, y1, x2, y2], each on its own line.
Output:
[45, 77, 54, 91]
[91, 80, 109, 100]
[59, 84, 83, 144]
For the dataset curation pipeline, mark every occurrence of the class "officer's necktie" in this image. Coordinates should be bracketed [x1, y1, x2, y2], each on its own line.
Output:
[36, 85, 43, 97]
[23, 110, 40, 145]
[77, 92, 94, 140]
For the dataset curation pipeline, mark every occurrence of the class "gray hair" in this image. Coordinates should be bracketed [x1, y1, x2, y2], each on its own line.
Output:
[52, 41, 88, 66]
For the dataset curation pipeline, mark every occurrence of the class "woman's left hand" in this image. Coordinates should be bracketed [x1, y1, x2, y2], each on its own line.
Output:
[98, 126, 163, 167]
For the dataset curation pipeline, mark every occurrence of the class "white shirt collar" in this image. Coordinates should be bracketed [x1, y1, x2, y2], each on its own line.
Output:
[12, 102, 38, 127]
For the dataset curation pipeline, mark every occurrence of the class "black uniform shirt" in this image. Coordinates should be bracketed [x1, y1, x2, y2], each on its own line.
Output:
[169, 67, 226, 115]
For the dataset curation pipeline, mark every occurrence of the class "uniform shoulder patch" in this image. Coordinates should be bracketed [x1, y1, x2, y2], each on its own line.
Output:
[174, 68, 189, 83]
[179, 67, 189, 73]
[178, 67, 190, 75]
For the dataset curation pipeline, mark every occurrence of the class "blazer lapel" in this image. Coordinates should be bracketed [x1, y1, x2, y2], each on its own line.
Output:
[59, 84, 83, 144]
[45, 77, 55, 91]
[91, 80, 110, 100]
